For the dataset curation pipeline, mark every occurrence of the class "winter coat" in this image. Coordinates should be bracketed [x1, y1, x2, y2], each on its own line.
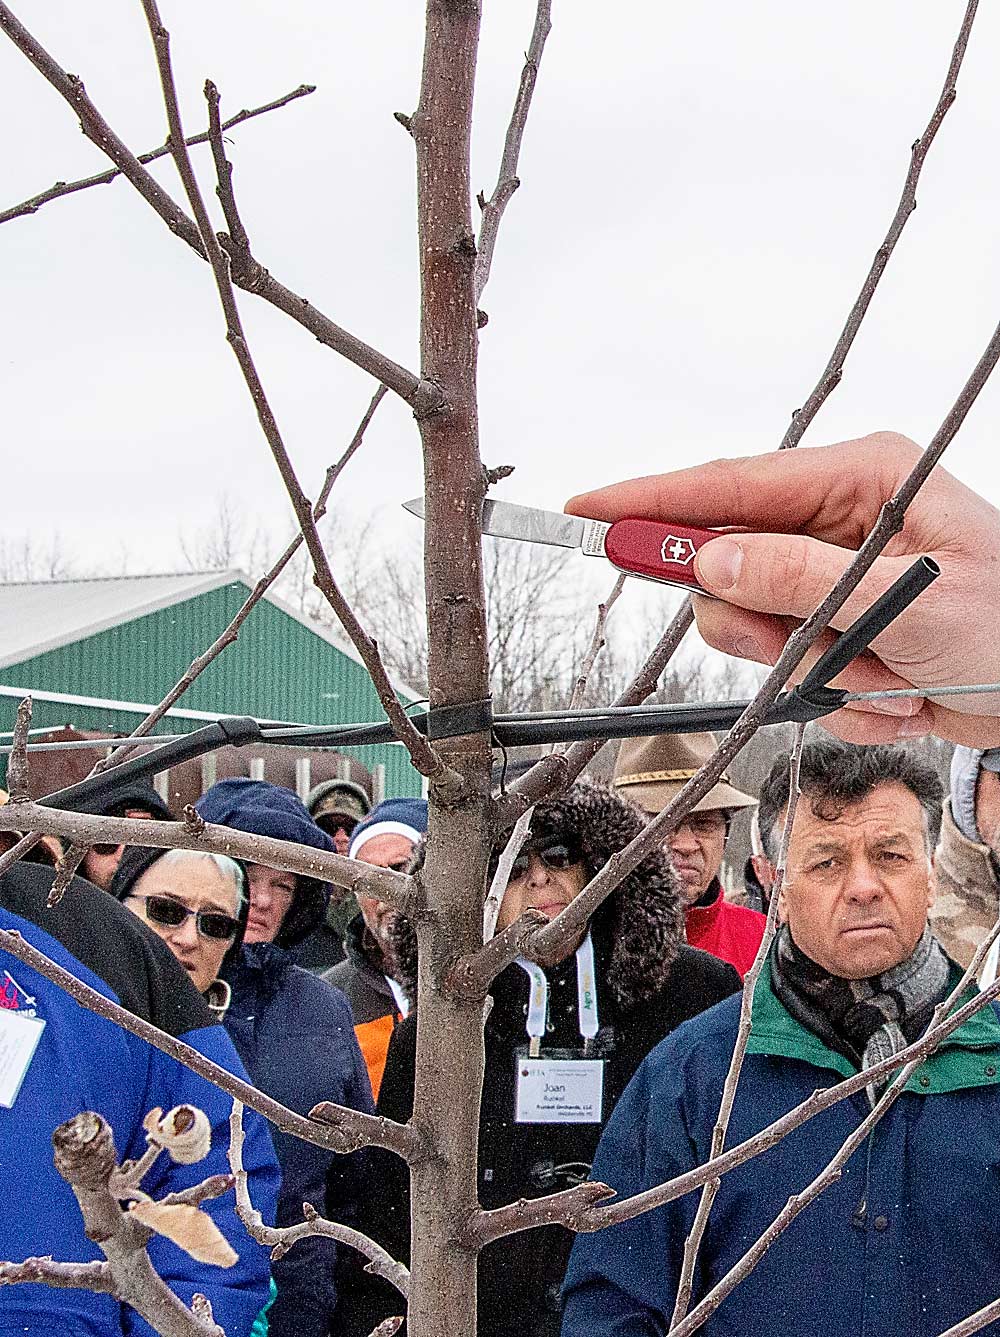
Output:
[337, 782, 740, 1337]
[323, 913, 404, 1099]
[685, 877, 767, 978]
[223, 941, 374, 1337]
[932, 799, 1000, 969]
[0, 862, 278, 1337]
[562, 954, 1000, 1337]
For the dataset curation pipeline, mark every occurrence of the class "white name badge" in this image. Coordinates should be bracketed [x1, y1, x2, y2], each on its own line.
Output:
[0, 1010, 45, 1108]
[515, 1057, 604, 1124]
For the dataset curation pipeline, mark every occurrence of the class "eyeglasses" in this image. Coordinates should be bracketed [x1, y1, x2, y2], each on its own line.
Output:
[502, 841, 580, 884]
[128, 894, 240, 941]
[672, 813, 728, 840]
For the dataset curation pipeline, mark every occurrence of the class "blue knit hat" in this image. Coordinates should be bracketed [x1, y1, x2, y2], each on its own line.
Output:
[348, 798, 428, 860]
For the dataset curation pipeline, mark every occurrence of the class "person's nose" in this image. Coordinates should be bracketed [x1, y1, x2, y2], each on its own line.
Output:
[171, 913, 200, 948]
[845, 857, 882, 905]
[523, 853, 551, 888]
[669, 824, 700, 855]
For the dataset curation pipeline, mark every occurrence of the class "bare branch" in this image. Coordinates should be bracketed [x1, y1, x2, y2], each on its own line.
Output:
[482, 806, 534, 943]
[229, 1103, 410, 1297]
[465, 969, 1000, 1248]
[780, 0, 979, 448]
[0, 84, 315, 226]
[0, 833, 43, 878]
[204, 80, 250, 255]
[159, 1174, 235, 1210]
[0, 1257, 115, 1292]
[475, 0, 553, 302]
[133, 19, 449, 783]
[0, 928, 422, 1163]
[449, 907, 547, 1001]
[50, 1112, 222, 1337]
[98, 388, 387, 772]
[498, 602, 695, 821]
[6, 696, 32, 802]
[937, 1299, 1000, 1337]
[566, 575, 626, 713]
[0, 806, 419, 912]
[46, 843, 88, 909]
[670, 724, 806, 1328]
[0, 3, 439, 412]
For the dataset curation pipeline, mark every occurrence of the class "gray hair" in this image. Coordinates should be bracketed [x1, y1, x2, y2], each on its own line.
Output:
[758, 741, 943, 863]
[154, 848, 246, 907]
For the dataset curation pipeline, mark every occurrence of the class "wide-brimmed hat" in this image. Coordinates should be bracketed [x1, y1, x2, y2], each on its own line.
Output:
[613, 731, 756, 815]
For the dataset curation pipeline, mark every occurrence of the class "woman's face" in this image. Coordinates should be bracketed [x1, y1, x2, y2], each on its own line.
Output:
[495, 839, 588, 949]
[125, 856, 242, 994]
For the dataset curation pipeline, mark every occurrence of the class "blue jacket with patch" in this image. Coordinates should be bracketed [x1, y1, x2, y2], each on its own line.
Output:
[0, 863, 279, 1337]
[562, 957, 1000, 1337]
[223, 942, 374, 1337]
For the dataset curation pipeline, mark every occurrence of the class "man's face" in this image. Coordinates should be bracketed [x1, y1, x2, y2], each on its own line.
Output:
[355, 833, 415, 949]
[244, 863, 298, 943]
[778, 782, 935, 979]
[316, 811, 357, 856]
[665, 809, 728, 906]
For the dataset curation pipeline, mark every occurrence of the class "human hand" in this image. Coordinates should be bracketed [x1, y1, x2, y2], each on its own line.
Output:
[567, 432, 1000, 746]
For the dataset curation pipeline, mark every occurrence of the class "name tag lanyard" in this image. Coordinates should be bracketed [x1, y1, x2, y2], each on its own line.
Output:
[516, 933, 599, 1057]
[386, 975, 411, 1019]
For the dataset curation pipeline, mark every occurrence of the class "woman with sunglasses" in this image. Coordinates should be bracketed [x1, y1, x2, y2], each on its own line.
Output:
[339, 781, 743, 1337]
[111, 846, 247, 1014]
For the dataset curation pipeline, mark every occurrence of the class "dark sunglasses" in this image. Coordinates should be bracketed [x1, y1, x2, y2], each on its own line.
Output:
[129, 893, 240, 941]
[504, 841, 580, 884]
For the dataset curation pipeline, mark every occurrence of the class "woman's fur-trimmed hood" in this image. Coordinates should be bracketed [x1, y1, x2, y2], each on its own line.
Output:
[391, 780, 684, 1011]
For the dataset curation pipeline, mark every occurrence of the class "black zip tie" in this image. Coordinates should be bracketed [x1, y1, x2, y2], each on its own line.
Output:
[35, 559, 937, 811]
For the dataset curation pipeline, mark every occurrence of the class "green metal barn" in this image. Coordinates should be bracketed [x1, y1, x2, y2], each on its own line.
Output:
[0, 571, 422, 803]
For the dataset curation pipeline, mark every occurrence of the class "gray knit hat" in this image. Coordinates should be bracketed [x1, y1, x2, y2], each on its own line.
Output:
[950, 747, 1000, 844]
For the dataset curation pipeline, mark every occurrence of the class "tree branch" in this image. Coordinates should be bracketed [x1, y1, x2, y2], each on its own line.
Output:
[780, 0, 979, 449]
[566, 575, 626, 713]
[0, 806, 419, 912]
[481, 806, 534, 943]
[0, 1257, 115, 1292]
[0, 929, 422, 1163]
[0, 84, 315, 226]
[937, 1299, 1000, 1337]
[0, 2, 440, 412]
[669, 724, 805, 1329]
[229, 1103, 410, 1297]
[474, 0, 552, 303]
[133, 17, 448, 782]
[6, 696, 32, 803]
[464, 968, 1000, 1248]
[50, 1112, 222, 1337]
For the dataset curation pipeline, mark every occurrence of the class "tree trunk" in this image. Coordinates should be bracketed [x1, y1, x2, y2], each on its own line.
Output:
[409, 5, 490, 1337]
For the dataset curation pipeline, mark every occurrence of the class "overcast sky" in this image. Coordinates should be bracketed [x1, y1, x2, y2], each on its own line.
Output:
[3, 1, 999, 631]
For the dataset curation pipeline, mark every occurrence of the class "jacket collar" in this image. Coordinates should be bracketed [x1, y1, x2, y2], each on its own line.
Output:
[938, 799, 1000, 892]
[685, 878, 724, 929]
[746, 956, 1000, 1095]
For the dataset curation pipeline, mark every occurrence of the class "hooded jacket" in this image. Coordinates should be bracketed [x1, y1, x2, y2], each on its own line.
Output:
[563, 955, 1000, 1337]
[194, 780, 375, 1337]
[932, 799, 1000, 969]
[338, 782, 740, 1337]
[0, 862, 278, 1337]
[323, 912, 404, 1099]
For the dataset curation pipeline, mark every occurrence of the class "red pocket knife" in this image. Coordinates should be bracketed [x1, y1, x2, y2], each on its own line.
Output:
[403, 497, 721, 596]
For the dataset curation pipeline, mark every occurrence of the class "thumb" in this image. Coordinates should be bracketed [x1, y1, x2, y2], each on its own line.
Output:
[694, 532, 918, 632]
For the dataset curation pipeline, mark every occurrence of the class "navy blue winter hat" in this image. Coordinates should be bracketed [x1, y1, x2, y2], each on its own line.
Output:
[349, 798, 428, 860]
[195, 779, 334, 949]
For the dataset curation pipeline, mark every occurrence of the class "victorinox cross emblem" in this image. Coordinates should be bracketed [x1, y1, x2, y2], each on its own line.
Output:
[660, 535, 696, 566]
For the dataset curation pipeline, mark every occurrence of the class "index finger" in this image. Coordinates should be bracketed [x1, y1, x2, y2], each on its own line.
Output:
[565, 435, 920, 548]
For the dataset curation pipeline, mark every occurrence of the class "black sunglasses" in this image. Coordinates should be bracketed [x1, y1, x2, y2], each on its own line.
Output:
[503, 840, 580, 884]
[129, 893, 240, 941]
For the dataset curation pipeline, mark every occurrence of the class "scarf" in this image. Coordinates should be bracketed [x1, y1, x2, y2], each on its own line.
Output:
[771, 924, 950, 1105]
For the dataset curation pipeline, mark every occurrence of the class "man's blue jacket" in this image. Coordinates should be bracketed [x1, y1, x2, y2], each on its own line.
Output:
[0, 863, 279, 1337]
[562, 957, 1000, 1337]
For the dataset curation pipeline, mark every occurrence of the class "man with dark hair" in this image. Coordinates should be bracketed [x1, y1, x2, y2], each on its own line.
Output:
[563, 741, 1000, 1337]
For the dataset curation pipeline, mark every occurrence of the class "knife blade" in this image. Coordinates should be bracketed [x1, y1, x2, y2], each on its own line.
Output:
[403, 496, 722, 595]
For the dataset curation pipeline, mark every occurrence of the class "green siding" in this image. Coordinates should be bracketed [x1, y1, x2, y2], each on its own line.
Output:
[0, 580, 422, 797]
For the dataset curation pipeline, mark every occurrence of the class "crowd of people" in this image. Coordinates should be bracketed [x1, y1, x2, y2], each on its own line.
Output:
[7, 432, 1000, 1335]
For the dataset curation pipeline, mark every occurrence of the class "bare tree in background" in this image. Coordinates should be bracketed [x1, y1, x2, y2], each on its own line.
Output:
[0, 3, 998, 1337]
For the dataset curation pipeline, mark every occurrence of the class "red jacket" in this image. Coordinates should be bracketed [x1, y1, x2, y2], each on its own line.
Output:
[685, 880, 766, 978]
